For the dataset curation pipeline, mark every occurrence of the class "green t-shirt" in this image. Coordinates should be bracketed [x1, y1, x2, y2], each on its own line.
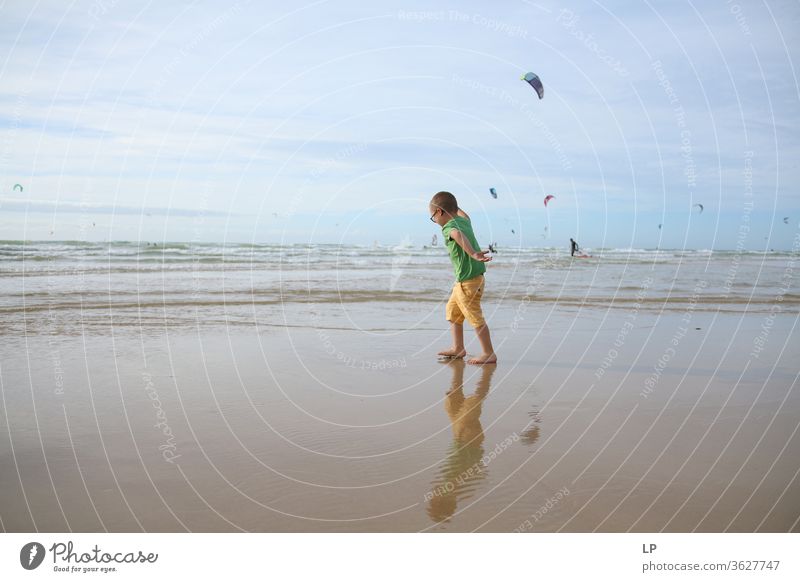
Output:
[442, 216, 486, 282]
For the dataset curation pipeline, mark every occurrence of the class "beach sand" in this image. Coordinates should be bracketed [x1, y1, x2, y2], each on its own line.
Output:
[2, 303, 798, 532]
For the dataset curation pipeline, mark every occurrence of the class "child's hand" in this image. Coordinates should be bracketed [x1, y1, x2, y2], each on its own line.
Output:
[472, 250, 492, 263]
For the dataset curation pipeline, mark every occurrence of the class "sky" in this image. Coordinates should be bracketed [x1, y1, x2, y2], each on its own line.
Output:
[0, 0, 798, 249]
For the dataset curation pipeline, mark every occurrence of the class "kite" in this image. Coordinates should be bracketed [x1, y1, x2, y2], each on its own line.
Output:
[521, 72, 544, 99]
[431, 234, 438, 246]
[488, 243, 497, 253]
[694, 203, 704, 214]
[511, 229, 516, 234]
[13, 184, 23, 192]
[784, 217, 789, 224]
[544, 194, 555, 207]
[489, 187, 497, 199]
[658, 224, 662, 230]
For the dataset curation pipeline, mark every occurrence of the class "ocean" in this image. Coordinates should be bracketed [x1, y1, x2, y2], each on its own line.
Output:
[1, 240, 796, 337]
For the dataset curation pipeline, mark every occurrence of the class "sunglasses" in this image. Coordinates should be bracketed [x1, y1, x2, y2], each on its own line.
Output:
[429, 208, 441, 222]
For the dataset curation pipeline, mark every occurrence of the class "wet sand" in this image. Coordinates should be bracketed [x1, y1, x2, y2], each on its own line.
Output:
[1, 307, 799, 532]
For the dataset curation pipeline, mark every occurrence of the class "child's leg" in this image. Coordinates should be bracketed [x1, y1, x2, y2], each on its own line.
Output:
[438, 321, 466, 358]
[439, 285, 467, 358]
[468, 323, 496, 365]
[452, 321, 465, 351]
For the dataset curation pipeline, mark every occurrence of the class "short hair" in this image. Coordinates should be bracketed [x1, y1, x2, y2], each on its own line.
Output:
[430, 191, 458, 214]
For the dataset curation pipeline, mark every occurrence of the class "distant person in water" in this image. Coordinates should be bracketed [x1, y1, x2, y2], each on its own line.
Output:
[570, 238, 579, 257]
[429, 191, 496, 365]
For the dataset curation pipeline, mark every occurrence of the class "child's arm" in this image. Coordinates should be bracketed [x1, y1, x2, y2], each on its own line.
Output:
[456, 207, 470, 221]
[449, 229, 492, 263]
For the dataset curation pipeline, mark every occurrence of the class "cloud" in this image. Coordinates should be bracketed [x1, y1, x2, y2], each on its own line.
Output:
[0, 197, 235, 217]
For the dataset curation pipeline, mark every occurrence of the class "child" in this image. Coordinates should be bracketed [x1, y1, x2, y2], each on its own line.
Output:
[429, 191, 496, 365]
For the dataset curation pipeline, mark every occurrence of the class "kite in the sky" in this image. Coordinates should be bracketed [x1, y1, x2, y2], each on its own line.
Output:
[658, 224, 662, 230]
[13, 183, 23, 192]
[544, 194, 555, 207]
[511, 229, 516, 234]
[784, 217, 790, 224]
[521, 72, 544, 99]
[489, 187, 497, 199]
[694, 203, 704, 214]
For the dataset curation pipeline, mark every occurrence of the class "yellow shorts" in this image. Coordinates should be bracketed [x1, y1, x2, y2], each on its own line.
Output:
[445, 275, 486, 328]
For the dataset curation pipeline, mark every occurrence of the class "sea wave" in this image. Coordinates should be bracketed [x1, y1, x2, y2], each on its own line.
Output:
[2, 240, 797, 335]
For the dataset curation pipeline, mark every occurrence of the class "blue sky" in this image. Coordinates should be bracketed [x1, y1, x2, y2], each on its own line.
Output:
[0, 0, 798, 249]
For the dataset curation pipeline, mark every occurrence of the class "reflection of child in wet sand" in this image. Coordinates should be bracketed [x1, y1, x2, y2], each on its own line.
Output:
[445, 364, 491, 447]
[429, 191, 496, 365]
[426, 360, 495, 523]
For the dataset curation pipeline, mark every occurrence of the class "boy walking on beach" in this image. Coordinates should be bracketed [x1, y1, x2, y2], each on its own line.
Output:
[429, 191, 496, 365]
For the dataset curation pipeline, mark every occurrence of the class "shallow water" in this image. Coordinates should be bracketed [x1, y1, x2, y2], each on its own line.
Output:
[1, 241, 797, 338]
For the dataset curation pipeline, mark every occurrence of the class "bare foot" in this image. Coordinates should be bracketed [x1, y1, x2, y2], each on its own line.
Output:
[437, 347, 466, 359]
[468, 353, 497, 365]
